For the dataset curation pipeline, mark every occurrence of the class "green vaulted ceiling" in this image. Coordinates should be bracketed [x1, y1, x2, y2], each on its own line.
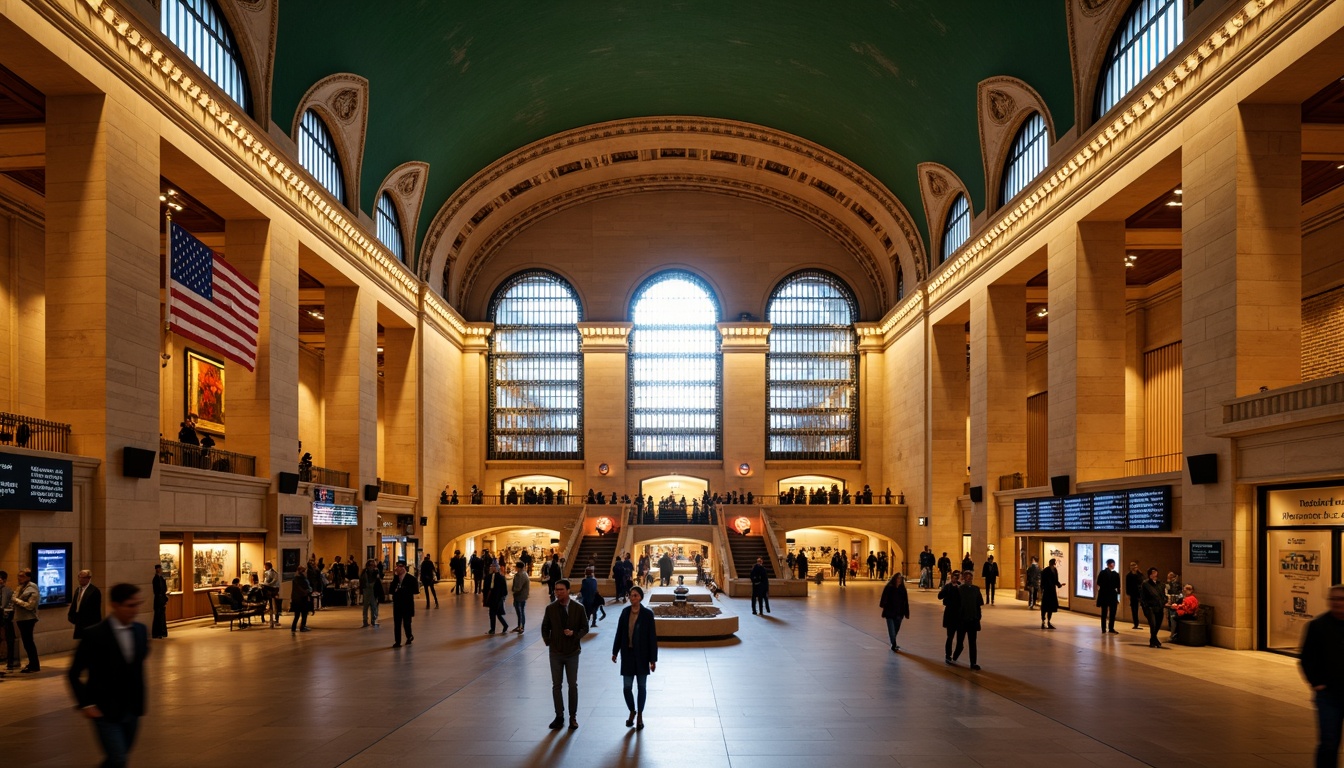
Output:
[272, 0, 1075, 260]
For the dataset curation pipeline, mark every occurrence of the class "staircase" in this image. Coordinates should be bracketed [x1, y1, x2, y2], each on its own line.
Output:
[725, 532, 775, 579]
[568, 535, 619, 578]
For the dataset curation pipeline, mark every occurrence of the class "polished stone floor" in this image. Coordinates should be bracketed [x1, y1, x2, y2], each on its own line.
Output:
[0, 580, 1316, 767]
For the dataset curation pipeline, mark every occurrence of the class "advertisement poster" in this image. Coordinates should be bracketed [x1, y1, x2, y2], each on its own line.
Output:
[33, 543, 71, 607]
[1266, 529, 1331, 652]
[1075, 543, 1096, 599]
[1045, 541, 1069, 608]
[1101, 543, 1120, 573]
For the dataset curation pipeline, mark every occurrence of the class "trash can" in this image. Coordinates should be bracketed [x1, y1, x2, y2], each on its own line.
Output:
[1175, 605, 1212, 647]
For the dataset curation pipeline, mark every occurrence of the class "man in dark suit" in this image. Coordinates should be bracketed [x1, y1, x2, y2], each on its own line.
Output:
[390, 561, 417, 648]
[750, 557, 770, 615]
[1096, 558, 1122, 634]
[952, 570, 984, 670]
[150, 565, 168, 639]
[67, 582, 149, 768]
[68, 570, 103, 639]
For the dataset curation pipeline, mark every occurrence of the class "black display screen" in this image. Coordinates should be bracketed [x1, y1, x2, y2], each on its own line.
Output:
[1127, 486, 1172, 531]
[1092, 491, 1128, 530]
[1037, 498, 1065, 532]
[0, 451, 72, 512]
[1014, 498, 1038, 531]
[1013, 486, 1172, 533]
[1063, 495, 1093, 531]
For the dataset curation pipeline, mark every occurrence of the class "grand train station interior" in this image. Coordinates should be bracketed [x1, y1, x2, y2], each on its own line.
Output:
[2, 0, 1344, 765]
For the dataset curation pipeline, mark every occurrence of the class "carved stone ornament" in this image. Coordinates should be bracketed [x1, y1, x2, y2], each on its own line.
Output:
[236, 0, 265, 7]
[396, 170, 421, 196]
[1079, 0, 1115, 17]
[926, 171, 949, 197]
[331, 89, 359, 122]
[988, 90, 1016, 125]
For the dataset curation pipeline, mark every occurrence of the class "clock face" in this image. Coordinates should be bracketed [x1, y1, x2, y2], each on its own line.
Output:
[598, 463, 610, 475]
[734, 517, 752, 534]
[596, 517, 614, 531]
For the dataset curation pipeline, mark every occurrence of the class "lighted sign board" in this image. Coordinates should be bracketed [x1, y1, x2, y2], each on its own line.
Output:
[0, 452, 72, 512]
[31, 542, 71, 607]
[312, 503, 358, 526]
[1013, 486, 1173, 532]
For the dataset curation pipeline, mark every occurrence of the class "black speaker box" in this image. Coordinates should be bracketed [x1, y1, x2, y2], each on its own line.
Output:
[969, 485, 983, 503]
[122, 447, 156, 478]
[277, 472, 299, 495]
[1187, 453, 1218, 485]
[364, 484, 380, 502]
[1050, 475, 1070, 497]
[420, 516, 428, 527]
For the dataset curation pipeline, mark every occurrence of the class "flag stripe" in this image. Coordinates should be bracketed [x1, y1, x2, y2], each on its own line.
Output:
[166, 222, 260, 372]
[169, 286, 259, 356]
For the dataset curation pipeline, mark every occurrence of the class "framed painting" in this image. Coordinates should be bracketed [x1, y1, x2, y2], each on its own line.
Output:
[185, 349, 226, 435]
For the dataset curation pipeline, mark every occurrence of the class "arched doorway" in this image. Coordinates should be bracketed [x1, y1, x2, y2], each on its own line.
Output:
[784, 525, 899, 582]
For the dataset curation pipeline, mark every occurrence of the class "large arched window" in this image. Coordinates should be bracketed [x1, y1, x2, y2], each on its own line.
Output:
[896, 265, 905, 302]
[628, 271, 721, 460]
[1096, 0, 1184, 119]
[488, 271, 583, 460]
[766, 271, 858, 460]
[375, 193, 405, 261]
[941, 193, 971, 263]
[298, 109, 346, 206]
[1000, 112, 1049, 206]
[161, 0, 251, 112]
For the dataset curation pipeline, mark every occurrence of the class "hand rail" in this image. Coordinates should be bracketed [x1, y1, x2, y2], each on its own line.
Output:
[1123, 453, 1182, 476]
[0, 412, 71, 453]
[159, 438, 256, 477]
[378, 479, 411, 496]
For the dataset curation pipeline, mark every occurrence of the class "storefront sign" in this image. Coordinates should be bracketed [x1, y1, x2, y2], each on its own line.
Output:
[1189, 540, 1223, 566]
[0, 451, 72, 512]
[1266, 486, 1344, 527]
[31, 542, 71, 607]
[312, 503, 358, 526]
[281, 515, 304, 535]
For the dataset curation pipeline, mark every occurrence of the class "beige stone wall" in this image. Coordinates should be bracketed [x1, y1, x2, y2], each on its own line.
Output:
[0, 196, 46, 416]
[297, 345, 324, 463]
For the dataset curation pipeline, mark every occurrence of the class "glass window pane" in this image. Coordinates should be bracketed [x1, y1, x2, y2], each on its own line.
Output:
[299, 110, 346, 206]
[376, 193, 405, 261]
[1000, 113, 1049, 206]
[160, 0, 251, 112]
[1096, 0, 1184, 118]
[941, 194, 971, 263]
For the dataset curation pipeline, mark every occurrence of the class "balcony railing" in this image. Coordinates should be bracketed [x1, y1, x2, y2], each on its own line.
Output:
[1223, 375, 1344, 424]
[159, 439, 256, 477]
[0, 412, 71, 453]
[998, 473, 1026, 491]
[301, 464, 350, 488]
[379, 479, 411, 496]
[1124, 452, 1182, 477]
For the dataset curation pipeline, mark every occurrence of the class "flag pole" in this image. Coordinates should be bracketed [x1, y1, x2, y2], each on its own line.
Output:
[162, 208, 173, 368]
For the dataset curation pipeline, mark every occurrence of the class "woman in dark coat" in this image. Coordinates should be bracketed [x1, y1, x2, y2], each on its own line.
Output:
[290, 565, 312, 633]
[1040, 558, 1065, 629]
[879, 572, 910, 652]
[938, 571, 962, 663]
[611, 585, 658, 729]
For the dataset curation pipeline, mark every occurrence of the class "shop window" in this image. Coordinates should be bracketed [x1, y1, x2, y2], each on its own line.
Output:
[1095, 0, 1184, 119]
[192, 539, 237, 589]
[161, 0, 251, 113]
[159, 542, 183, 593]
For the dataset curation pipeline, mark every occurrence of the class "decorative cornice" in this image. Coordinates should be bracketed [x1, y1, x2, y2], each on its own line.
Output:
[870, 290, 927, 341]
[578, 322, 633, 352]
[717, 322, 772, 352]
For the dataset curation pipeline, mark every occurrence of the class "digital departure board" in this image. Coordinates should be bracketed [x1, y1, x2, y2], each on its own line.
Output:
[1092, 491, 1128, 530]
[1014, 498, 1038, 531]
[1063, 495, 1093, 531]
[1037, 498, 1065, 531]
[312, 503, 358, 526]
[0, 451, 72, 512]
[1012, 486, 1173, 533]
[1126, 486, 1173, 531]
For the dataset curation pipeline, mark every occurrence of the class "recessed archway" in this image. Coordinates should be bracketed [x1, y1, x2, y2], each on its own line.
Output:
[785, 525, 901, 581]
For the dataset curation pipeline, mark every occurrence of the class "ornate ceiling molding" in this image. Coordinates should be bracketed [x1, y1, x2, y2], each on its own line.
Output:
[377, 160, 430, 258]
[292, 73, 369, 212]
[916, 162, 973, 262]
[419, 117, 928, 310]
[977, 76, 1055, 213]
[219, 0, 278, 130]
[1066, 0, 1134, 132]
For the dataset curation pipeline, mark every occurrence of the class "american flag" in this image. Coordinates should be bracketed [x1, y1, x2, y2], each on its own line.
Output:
[168, 222, 260, 371]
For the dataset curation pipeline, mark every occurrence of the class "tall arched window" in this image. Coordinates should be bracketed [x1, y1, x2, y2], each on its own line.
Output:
[1096, 0, 1184, 119]
[896, 265, 905, 302]
[298, 109, 346, 206]
[375, 192, 405, 261]
[1000, 112, 1049, 206]
[628, 271, 721, 460]
[941, 193, 971, 263]
[161, 0, 251, 112]
[488, 271, 583, 460]
[766, 271, 858, 460]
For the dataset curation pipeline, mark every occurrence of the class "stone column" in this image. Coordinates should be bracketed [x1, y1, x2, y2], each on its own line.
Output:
[928, 322, 968, 563]
[381, 326, 418, 493]
[719, 323, 770, 494]
[578, 323, 632, 494]
[44, 94, 161, 588]
[1182, 103, 1302, 648]
[970, 284, 1027, 565]
[856, 325, 885, 490]
[1047, 221, 1127, 487]
[322, 285, 378, 488]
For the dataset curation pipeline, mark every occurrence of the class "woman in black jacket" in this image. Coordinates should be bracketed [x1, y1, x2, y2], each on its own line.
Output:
[1040, 558, 1065, 629]
[879, 572, 910, 652]
[611, 585, 658, 729]
[939, 571, 962, 663]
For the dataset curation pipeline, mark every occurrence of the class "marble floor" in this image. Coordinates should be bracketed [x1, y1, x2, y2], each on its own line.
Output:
[0, 580, 1317, 767]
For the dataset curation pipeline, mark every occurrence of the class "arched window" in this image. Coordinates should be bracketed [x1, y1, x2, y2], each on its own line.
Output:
[896, 265, 905, 302]
[298, 109, 346, 206]
[941, 193, 971, 263]
[1096, 0, 1184, 119]
[161, 0, 251, 112]
[766, 270, 858, 460]
[1000, 112, 1049, 206]
[488, 271, 583, 460]
[375, 193, 405, 261]
[628, 271, 721, 460]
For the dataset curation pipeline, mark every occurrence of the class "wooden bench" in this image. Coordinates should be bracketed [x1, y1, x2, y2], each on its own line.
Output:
[206, 590, 268, 630]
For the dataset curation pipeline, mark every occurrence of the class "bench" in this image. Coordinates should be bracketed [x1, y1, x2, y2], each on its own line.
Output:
[206, 590, 268, 630]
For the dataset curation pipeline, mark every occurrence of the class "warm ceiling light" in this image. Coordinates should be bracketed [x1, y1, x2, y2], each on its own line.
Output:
[1036, 308, 1049, 318]
[1337, 164, 1344, 170]
[376, 346, 384, 353]
[1165, 201, 1183, 207]
[1125, 254, 1138, 268]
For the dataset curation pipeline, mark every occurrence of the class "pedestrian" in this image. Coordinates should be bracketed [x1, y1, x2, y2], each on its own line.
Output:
[546, 554, 562, 599]
[1125, 561, 1143, 629]
[290, 565, 312, 633]
[361, 559, 384, 627]
[919, 546, 934, 589]
[1302, 584, 1344, 768]
[939, 570, 962, 664]
[67, 583, 149, 768]
[0, 570, 15, 672]
[1040, 558, 1065, 629]
[1096, 559, 1121, 634]
[450, 549, 467, 595]
[469, 551, 484, 594]
[658, 552, 673, 588]
[836, 551, 847, 587]
[879, 572, 909, 652]
[260, 561, 280, 626]
[786, 551, 796, 578]
[981, 556, 999, 605]
[541, 579, 589, 730]
[1164, 571, 1183, 640]
[582, 566, 608, 628]
[611, 585, 657, 730]
[1025, 555, 1041, 609]
[389, 561, 417, 647]
[866, 551, 877, 580]
[937, 552, 952, 586]
[420, 554, 439, 609]
[68, 569, 103, 639]
[750, 557, 771, 615]
[151, 565, 169, 639]
[1140, 567, 1167, 648]
[12, 567, 40, 672]
[796, 551, 808, 580]
[511, 560, 530, 634]
[961, 552, 974, 572]
[953, 570, 984, 670]
[484, 561, 509, 634]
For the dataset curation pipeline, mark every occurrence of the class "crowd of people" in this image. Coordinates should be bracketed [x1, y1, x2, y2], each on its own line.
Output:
[777, 484, 896, 505]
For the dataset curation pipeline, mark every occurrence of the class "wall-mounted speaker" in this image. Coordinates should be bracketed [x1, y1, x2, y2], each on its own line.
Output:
[420, 516, 428, 527]
[1187, 453, 1218, 485]
[969, 485, 984, 503]
[277, 472, 299, 495]
[1050, 475, 1070, 497]
[364, 484, 380, 502]
[122, 447, 156, 478]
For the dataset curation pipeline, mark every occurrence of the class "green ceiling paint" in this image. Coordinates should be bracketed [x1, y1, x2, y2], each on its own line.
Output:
[272, 0, 1074, 263]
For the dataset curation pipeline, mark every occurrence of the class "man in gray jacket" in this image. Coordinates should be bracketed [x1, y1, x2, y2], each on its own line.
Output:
[541, 579, 589, 729]
[12, 568, 41, 672]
